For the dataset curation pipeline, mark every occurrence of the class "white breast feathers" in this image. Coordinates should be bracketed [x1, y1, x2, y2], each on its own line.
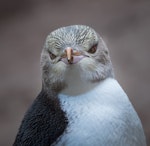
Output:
[55, 78, 146, 146]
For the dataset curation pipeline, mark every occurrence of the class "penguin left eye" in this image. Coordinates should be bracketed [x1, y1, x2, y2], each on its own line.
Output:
[49, 52, 57, 60]
[88, 44, 97, 54]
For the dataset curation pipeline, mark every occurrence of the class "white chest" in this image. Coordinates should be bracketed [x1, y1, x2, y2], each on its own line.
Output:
[54, 79, 146, 146]
[54, 78, 145, 146]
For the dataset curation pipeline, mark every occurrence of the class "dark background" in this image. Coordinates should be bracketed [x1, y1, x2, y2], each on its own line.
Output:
[0, 0, 150, 145]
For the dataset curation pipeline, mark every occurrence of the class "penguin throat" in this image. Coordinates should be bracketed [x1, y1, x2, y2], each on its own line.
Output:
[60, 65, 99, 96]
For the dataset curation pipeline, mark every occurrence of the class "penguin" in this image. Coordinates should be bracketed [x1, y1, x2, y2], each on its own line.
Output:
[13, 25, 147, 146]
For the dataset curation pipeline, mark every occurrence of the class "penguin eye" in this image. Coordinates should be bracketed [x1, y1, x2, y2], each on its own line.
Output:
[49, 52, 57, 60]
[88, 44, 97, 54]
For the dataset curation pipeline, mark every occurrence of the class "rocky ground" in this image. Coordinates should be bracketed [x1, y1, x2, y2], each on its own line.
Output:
[0, 0, 150, 145]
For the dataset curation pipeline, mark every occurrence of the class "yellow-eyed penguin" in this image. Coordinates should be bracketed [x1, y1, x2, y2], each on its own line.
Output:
[13, 25, 147, 146]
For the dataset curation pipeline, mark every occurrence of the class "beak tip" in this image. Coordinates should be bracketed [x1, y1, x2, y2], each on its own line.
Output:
[67, 57, 73, 64]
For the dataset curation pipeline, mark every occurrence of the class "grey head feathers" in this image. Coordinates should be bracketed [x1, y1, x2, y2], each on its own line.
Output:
[45, 25, 98, 51]
[40, 25, 114, 94]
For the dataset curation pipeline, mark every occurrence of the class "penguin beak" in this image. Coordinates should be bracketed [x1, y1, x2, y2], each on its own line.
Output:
[61, 47, 85, 64]
[65, 47, 73, 64]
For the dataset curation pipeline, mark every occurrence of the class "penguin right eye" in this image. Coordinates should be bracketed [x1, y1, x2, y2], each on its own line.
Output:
[88, 44, 97, 54]
[49, 52, 57, 60]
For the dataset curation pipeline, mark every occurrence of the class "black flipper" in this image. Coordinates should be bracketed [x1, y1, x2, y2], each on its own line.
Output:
[13, 90, 68, 146]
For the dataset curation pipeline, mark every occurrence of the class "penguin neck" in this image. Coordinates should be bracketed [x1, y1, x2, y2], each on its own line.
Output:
[60, 65, 100, 96]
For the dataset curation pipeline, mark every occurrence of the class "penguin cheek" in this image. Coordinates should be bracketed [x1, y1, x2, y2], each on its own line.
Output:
[78, 58, 98, 81]
[79, 57, 97, 72]
[50, 62, 67, 80]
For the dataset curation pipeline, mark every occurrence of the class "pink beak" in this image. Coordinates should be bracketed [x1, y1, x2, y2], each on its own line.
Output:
[61, 47, 85, 64]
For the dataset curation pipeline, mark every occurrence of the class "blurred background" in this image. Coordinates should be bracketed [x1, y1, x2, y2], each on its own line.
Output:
[0, 0, 150, 145]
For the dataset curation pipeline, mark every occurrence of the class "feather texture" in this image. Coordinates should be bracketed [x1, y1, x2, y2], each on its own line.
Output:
[54, 78, 146, 146]
[13, 90, 68, 146]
